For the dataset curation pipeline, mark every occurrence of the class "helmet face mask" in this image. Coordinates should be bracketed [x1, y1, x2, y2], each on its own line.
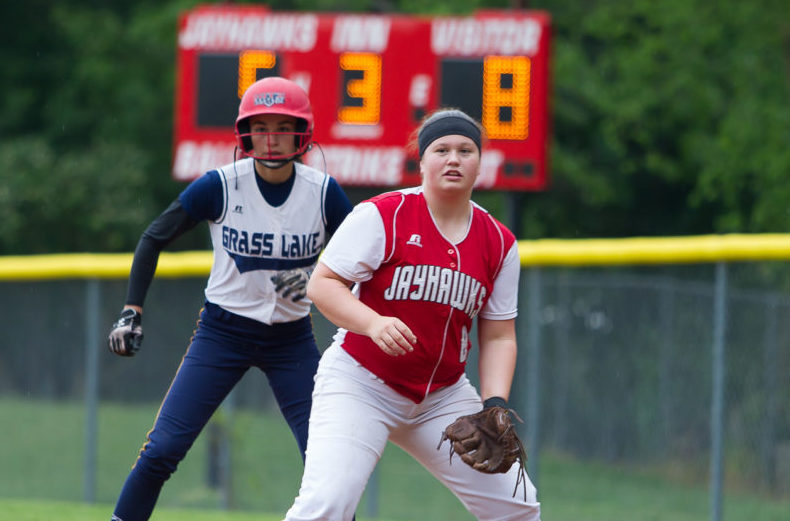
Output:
[236, 121, 311, 163]
[235, 77, 314, 164]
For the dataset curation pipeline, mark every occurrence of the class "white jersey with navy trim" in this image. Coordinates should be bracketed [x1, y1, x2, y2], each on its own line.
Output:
[205, 158, 330, 324]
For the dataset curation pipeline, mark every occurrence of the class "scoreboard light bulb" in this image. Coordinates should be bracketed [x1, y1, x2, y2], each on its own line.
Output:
[482, 56, 530, 140]
[338, 52, 382, 125]
[238, 50, 277, 98]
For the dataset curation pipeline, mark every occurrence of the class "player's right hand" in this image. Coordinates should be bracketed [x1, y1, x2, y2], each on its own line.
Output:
[108, 308, 143, 357]
[271, 267, 311, 301]
[366, 315, 416, 357]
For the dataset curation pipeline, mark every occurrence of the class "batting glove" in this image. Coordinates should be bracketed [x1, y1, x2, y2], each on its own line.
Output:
[271, 268, 311, 302]
[108, 308, 143, 357]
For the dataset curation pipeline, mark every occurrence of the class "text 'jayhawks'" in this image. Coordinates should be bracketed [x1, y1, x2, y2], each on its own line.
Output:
[383, 264, 487, 319]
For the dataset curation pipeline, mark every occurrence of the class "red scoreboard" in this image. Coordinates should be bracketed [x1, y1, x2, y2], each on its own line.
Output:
[173, 5, 551, 190]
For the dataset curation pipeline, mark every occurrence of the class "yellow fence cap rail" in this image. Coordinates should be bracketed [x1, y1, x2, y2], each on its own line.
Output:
[4, 234, 790, 280]
[518, 234, 790, 266]
[0, 251, 213, 280]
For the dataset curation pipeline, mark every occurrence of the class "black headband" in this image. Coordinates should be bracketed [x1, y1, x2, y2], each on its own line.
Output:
[418, 112, 481, 158]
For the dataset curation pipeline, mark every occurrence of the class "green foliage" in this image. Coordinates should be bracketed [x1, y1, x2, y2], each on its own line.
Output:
[0, 137, 158, 253]
[524, 0, 790, 238]
[0, 1, 204, 254]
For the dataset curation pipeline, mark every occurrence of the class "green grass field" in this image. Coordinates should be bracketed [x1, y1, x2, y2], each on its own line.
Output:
[2, 397, 788, 521]
[0, 499, 281, 521]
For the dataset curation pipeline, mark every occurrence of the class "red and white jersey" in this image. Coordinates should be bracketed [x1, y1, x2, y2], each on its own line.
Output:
[319, 186, 519, 403]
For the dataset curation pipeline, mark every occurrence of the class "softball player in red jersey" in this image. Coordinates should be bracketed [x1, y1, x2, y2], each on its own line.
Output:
[283, 109, 540, 521]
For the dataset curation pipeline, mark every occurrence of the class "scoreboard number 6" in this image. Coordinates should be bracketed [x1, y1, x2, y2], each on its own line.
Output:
[238, 50, 277, 98]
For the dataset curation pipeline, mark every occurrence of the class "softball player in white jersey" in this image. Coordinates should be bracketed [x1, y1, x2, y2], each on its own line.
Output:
[283, 109, 540, 521]
[107, 77, 352, 521]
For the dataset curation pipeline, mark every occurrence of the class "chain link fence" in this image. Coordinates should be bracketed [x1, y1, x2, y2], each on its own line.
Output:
[1, 247, 789, 519]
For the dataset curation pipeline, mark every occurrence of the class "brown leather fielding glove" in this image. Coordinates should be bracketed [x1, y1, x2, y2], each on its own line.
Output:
[438, 399, 528, 498]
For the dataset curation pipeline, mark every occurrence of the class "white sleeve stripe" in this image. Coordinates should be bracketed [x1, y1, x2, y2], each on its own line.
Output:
[214, 167, 229, 224]
[320, 174, 329, 227]
[485, 212, 507, 277]
[383, 194, 406, 264]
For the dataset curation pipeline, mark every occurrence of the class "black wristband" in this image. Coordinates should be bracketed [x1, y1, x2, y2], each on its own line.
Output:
[117, 308, 142, 326]
[483, 396, 508, 409]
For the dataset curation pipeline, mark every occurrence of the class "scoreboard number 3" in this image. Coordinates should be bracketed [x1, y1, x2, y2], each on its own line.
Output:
[338, 53, 382, 125]
[237, 50, 384, 127]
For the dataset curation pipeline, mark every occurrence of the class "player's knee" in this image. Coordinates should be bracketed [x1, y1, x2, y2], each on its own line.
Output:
[136, 432, 191, 478]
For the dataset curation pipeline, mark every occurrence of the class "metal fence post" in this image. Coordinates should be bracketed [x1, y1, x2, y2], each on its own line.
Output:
[552, 270, 570, 448]
[526, 268, 542, 492]
[365, 465, 380, 517]
[761, 295, 778, 491]
[84, 279, 100, 503]
[710, 263, 727, 521]
[658, 280, 675, 457]
[221, 389, 235, 510]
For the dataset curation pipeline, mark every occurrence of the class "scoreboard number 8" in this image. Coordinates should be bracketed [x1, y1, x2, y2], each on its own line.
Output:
[483, 56, 531, 140]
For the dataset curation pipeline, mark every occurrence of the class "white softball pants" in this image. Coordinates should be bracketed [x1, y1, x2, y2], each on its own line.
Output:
[283, 343, 541, 521]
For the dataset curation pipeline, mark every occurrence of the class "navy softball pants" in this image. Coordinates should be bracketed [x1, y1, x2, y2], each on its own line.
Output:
[111, 302, 320, 521]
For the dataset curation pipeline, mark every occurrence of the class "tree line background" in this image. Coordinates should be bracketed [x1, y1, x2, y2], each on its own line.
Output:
[1, 0, 788, 255]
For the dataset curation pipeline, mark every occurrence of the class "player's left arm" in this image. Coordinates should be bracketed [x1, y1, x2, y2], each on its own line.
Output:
[476, 240, 520, 402]
[323, 177, 353, 236]
[477, 317, 517, 402]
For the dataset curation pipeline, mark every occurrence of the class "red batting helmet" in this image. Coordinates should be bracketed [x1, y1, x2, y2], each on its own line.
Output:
[234, 77, 314, 161]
